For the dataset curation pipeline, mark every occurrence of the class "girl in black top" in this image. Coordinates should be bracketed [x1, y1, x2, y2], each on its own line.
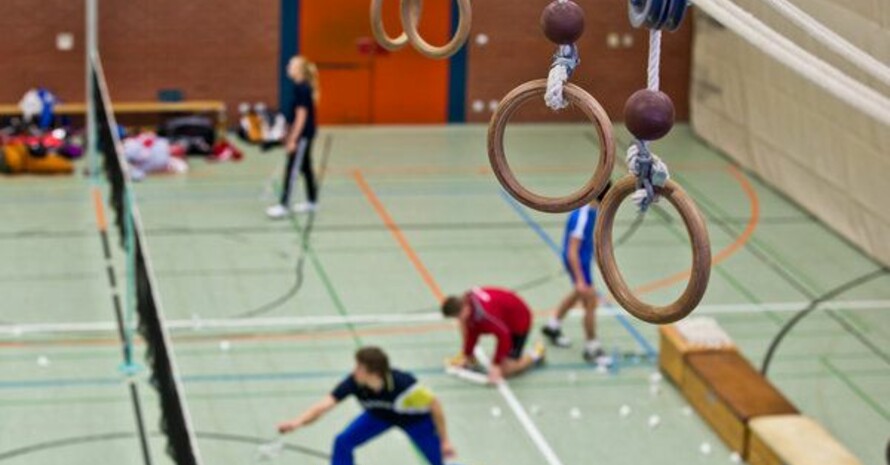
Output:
[266, 56, 320, 218]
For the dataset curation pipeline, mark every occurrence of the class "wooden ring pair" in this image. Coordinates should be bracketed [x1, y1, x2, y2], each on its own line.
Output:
[370, 0, 472, 59]
[487, 79, 615, 213]
[595, 175, 711, 324]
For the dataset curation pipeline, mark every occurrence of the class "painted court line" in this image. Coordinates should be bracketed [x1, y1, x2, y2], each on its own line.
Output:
[351, 170, 564, 465]
[474, 347, 564, 465]
[498, 190, 658, 357]
[352, 169, 445, 301]
[3, 299, 890, 336]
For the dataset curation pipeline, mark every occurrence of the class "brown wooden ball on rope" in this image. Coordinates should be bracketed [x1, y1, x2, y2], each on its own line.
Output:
[541, 0, 586, 45]
[624, 89, 675, 141]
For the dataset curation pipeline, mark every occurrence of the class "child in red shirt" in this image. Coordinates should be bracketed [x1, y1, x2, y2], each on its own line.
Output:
[441, 287, 545, 384]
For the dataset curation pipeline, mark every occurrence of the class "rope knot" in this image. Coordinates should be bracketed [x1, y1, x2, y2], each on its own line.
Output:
[545, 44, 580, 110]
[626, 141, 670, 211]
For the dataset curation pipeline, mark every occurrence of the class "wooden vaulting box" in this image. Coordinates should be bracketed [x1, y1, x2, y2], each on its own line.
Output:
[658, 324, 736, 386]
[747, 415, 863, 465]
[682, 351, 799, 454]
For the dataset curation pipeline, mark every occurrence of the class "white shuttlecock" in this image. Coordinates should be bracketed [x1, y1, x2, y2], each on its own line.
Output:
[700, 442, 712, 455]
[529, 405, 541, 416]
[567, 371, 578, 383]
[681, 406, 693, 416]
[649, 372, 663, 384]
[619, 405, 632, 418]
[37, 356, 50, 367]
[488, 100, 499, 112]
[569, 407, 582, 419]
[191, 314, 203, 331]
[649, 384, 662, 396]
[12, 327, 23, 337]
[490, 406, 502, 418]
[729, 452, 742, 463]
[219, 340, 231, 352]
[475, 33, 489, 46]
[648, 414, 661, 429]
[471, 100, 485, 113]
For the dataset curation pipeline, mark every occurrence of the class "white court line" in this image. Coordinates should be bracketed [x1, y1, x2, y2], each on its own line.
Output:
[473, 346, 564, 465]
[2, 299, 889, 336]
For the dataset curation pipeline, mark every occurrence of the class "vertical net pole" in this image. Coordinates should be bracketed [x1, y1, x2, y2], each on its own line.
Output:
[86, 0, 99, 183]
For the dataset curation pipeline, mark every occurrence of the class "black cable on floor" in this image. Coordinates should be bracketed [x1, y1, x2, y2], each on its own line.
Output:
[234, 134, 333, 319]
[760, 267, 888, 376]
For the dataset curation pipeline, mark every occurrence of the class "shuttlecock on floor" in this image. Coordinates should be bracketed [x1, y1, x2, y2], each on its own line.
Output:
[700, 442, 712, 455]
[648, 414, 661, 429]
[619, 405, 632, 418]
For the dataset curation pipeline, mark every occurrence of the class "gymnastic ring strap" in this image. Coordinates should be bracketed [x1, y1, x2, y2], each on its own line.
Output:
[370, 0, 420, 51]
[487, 79, 615, 213]
[594, 175, 711, 324]
[401, 0, 472, 59]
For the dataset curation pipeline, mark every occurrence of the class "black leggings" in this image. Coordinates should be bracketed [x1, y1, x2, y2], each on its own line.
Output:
[280, 137, 317, 206]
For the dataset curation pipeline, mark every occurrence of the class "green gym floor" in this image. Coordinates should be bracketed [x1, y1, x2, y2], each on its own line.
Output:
[1, 124, 888, 465]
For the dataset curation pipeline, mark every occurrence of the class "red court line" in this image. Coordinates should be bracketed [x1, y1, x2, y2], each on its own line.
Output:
[352, 169, 445, 302]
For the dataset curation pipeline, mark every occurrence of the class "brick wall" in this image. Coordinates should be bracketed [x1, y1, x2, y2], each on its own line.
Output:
[0, 1, 692, 125]
[0, 0, 279, 121]
[465, 0, 692, 123]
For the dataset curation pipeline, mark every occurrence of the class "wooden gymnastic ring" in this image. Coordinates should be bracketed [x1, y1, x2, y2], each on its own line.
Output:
[594, 175, 711, 324]
[487, 79, 615, 213]
[401, 0, 472, 59]
[370, 0, 421, 51]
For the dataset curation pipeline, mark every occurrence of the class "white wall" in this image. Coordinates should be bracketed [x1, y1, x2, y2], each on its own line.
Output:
[690, 1, 890, 266]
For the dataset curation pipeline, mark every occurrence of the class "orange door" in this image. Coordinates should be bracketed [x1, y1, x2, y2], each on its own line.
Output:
[299, 0, 450, 124]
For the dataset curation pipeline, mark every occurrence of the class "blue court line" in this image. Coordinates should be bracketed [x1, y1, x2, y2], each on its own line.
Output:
[0, 361, 655, 391]
[0, 377, 123, 389]
[498, 190, 658, 358]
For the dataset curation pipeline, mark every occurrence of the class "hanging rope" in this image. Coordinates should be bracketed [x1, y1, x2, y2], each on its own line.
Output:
[647, 30, 661, 91]
[625, 29, 670, 212]
[545, 44, 581, 110]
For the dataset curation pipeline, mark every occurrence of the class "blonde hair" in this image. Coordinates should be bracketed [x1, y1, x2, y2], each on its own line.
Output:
[288, 56, 320, 103]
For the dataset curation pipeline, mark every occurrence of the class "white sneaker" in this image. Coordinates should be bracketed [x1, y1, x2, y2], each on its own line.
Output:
[266, 204, 290, 219]
[292, 202, 318, 214]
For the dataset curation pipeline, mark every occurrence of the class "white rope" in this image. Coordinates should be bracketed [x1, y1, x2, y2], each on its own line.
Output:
[691, 0, 890, 126]
[647, 30, 662, 91]
[545, 65, 570, 110]
[545, 45, 579, 110]
[757, 0, 890, 88]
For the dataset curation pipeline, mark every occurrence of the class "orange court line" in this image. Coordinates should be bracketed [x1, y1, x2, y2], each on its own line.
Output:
[1, 168, 758, 350]
[352, 169, 446, 302]
[91, 187, 108, 232]
[632, 165, 759, 294]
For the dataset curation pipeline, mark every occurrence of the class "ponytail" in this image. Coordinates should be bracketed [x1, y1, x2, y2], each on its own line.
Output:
[288, 56, 321, 103]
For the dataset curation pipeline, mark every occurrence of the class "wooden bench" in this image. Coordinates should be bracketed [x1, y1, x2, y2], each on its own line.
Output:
[659, 323, 736, 386]
[748, 415, 862, 465]
[683, 351, 799, 455]
[0, 101, 227, 135]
